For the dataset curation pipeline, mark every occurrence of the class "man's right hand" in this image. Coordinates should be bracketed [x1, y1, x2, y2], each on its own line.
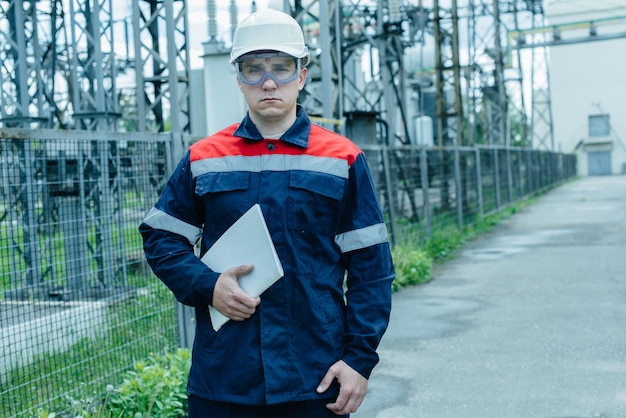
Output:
[212, 264, 260, 321]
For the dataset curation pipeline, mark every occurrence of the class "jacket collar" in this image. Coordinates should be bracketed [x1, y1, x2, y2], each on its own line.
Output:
[234, 105, 311, 148]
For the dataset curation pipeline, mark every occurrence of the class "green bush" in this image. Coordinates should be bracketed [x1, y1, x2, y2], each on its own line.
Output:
[423, 226, 466, 261]
[40, 348, 191, 418]
[107, 349, 190, 417]
[391, 245, 432, 291]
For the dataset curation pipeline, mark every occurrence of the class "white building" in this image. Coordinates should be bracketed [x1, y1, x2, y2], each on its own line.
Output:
[546, 0, 626, 175]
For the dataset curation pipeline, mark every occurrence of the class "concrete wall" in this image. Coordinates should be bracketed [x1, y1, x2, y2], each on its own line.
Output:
[0, 301, 106, 379]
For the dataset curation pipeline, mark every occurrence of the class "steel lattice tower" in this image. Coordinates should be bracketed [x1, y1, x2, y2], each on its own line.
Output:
[0, 0, 191, 299]
[270, 0, 550, 150]
[0, 0, 191, 134]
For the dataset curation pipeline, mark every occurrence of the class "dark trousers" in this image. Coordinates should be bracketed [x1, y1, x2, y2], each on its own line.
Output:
[187, 394, 349, 418]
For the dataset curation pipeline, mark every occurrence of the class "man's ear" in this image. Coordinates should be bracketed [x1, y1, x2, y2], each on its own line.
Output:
[298, 68, 308, 91]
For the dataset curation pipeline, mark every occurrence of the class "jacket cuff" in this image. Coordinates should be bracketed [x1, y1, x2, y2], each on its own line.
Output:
[191, 270, 220, 307]
[341, 349, 379, 379]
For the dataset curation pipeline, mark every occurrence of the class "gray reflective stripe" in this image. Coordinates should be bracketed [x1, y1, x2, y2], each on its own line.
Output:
[191, 154, 349, 179]
[143, 207, 202, 245]
[334, 223, 389, 253]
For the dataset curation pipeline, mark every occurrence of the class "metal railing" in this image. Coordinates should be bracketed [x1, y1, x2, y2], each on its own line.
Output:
[0, 127, 576, 416]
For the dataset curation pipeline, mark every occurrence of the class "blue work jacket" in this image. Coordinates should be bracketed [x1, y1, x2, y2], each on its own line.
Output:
[140, 107, 395, 405]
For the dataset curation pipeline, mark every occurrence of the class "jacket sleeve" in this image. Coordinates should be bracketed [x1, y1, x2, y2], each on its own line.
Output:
[139, 151, 220, 307]
[336, 152, 395, 379]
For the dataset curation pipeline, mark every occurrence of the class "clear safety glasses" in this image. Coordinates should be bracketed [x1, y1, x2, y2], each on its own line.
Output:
[236, 52, 301, 86]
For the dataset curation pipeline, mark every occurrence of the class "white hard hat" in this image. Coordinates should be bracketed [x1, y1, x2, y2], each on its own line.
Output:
[230, 9, 310, 66]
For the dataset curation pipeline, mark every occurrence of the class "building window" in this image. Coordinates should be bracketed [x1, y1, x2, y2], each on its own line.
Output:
[589, 114, 610, 137]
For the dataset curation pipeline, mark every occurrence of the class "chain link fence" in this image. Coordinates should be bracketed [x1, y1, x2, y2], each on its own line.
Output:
[0, 127, 576, 417]
[362, 145, 575, 246]
[0, 128, 184, 417]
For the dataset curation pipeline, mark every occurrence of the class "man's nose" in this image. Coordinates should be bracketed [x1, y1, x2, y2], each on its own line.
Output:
[261, 75, 278, 89]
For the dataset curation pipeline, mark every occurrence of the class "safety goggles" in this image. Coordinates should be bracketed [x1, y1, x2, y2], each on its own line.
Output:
[235, 52, 301, 86]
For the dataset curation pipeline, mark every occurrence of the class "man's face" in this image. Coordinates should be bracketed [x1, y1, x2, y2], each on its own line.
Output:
[236, 52, 306, 123]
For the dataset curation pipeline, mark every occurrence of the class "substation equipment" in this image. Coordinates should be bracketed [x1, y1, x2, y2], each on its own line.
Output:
[3, 0, 617, 300]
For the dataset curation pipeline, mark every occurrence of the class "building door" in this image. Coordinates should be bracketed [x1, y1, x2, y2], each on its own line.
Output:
[587, 151, 611, 175]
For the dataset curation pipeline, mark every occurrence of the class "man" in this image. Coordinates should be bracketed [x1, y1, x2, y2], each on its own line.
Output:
[140, 9, 394, 418]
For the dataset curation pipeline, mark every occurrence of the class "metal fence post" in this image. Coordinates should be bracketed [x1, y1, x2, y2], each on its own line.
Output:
[475, 146, 484, 216]
[506, 147, 514, 204]
[453, 146, 463, 229]
[21, 140, 42, 291]
[493, 147, 501, 209]
[169, 132, 198, 349]
[517, 149, 524, 198]
[382, 143, 398, 247]
[177, 303, 196, 349]
[420, 146, 432, 236]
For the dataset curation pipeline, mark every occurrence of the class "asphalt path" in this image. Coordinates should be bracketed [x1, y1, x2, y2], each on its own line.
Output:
[354, 175, 626, 418]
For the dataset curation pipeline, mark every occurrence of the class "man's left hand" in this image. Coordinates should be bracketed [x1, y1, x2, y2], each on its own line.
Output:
[317, 360, 368, 415]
